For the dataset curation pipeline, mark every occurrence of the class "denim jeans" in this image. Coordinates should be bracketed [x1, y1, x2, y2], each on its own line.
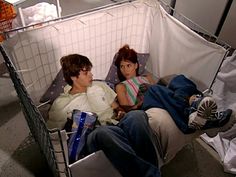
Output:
[142, 74, 202, 134]
[86, 110, 160, 177]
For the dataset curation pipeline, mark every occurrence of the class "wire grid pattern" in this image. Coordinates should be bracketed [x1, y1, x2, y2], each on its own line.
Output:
[3, 1, 155, 102]
[0, 45, 69, 177]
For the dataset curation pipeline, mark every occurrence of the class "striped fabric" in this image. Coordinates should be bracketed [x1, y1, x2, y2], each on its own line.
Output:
[122, 76, 149, 106]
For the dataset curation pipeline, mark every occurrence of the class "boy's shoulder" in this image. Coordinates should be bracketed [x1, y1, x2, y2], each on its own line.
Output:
[92, 80, 107, 86]
[92, 80, 115, 90]
[52, 85, 83, 104]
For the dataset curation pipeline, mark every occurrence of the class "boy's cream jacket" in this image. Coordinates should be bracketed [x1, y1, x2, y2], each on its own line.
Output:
[47, 81, 117, 129]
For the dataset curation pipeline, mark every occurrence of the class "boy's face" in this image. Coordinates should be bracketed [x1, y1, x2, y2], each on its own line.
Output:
[73, 67, 93, 88]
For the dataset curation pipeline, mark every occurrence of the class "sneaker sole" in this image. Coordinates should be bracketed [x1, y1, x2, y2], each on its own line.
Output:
[204, 110, 236, 138]
[197, 97, 217, 120]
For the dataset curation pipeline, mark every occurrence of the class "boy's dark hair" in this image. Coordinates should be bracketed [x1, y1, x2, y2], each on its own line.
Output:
[115, 44, 139, 82]
[60, 54, 92, 86]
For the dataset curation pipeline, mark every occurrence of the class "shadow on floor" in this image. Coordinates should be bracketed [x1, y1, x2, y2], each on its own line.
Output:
[161, 140, 234, 177]
[0, 100, 21, 126]
[0, 136, 53, 177]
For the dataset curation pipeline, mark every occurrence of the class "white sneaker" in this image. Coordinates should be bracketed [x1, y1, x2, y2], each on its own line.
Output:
[188, 111, 207, 129]
[191, 96, 217, 120]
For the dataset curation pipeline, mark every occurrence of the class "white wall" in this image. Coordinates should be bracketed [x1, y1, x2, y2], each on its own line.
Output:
[175, 0, 226, 34]
[176, 0, 226, 33]
[219, 0, 236, 49]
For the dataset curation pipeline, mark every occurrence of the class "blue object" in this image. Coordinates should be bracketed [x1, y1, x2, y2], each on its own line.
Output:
[68, 110, 97, 163]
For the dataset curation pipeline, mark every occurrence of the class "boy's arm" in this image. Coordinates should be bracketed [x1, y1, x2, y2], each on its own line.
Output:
[47, 96, 70, 129]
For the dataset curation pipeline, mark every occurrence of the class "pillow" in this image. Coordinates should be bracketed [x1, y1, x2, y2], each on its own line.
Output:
[39, 71, 116, 104]
[105, 53, 149, 85]
[40, 69, 66, 104]
[157, 74, 177, 86]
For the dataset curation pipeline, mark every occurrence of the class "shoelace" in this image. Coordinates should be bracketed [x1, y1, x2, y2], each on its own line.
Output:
[214, 111, 224, 120]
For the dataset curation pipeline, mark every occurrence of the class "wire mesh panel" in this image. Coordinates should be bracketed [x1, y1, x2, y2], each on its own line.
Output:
[0, 45, 69, 177]
[2, 0, 154, 103]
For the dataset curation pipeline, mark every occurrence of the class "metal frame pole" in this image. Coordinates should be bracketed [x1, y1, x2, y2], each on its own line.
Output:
[170, 0, 176, 16]
[215, 0, 233, 36]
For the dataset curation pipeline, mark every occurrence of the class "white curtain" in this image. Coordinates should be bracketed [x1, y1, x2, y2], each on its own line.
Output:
[148, 4, 227, 89]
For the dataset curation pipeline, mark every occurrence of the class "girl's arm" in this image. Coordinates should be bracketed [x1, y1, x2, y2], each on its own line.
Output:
[115, 83, 141, 112]
[146, 73, 157, 84]
[116, 83, 130, 106]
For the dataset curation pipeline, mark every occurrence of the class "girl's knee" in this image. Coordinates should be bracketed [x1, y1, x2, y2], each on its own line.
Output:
[120, 110, 148, 130]
[129, 109, 145, 115]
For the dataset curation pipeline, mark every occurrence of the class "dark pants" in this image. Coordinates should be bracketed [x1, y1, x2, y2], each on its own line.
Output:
[142, 74, 202, 134]
[86, 110, 160, 177]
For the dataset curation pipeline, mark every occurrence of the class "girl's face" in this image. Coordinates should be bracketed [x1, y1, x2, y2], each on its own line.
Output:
[120, 59, 138, 80]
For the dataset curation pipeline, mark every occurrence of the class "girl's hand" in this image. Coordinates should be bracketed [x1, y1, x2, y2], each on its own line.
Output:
[136, 99, 143, 109]
[116, 111, 126, 120]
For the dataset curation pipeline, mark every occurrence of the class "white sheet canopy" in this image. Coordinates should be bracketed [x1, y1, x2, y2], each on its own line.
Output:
[148, 4, 227, 90]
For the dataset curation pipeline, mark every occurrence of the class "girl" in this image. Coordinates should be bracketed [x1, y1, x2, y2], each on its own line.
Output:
[115, 44, 156, 111]
[115, 44, 232, 133]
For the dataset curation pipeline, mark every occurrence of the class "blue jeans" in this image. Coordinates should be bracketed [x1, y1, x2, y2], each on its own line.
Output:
[86, 110, 161, 177]
[142, 74, 202, 134]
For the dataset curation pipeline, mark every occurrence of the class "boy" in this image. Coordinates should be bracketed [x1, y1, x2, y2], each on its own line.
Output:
[47, 54, 122, 129]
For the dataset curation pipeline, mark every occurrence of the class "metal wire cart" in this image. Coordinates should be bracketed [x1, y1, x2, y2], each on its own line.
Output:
[0, 0, 231, 176]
